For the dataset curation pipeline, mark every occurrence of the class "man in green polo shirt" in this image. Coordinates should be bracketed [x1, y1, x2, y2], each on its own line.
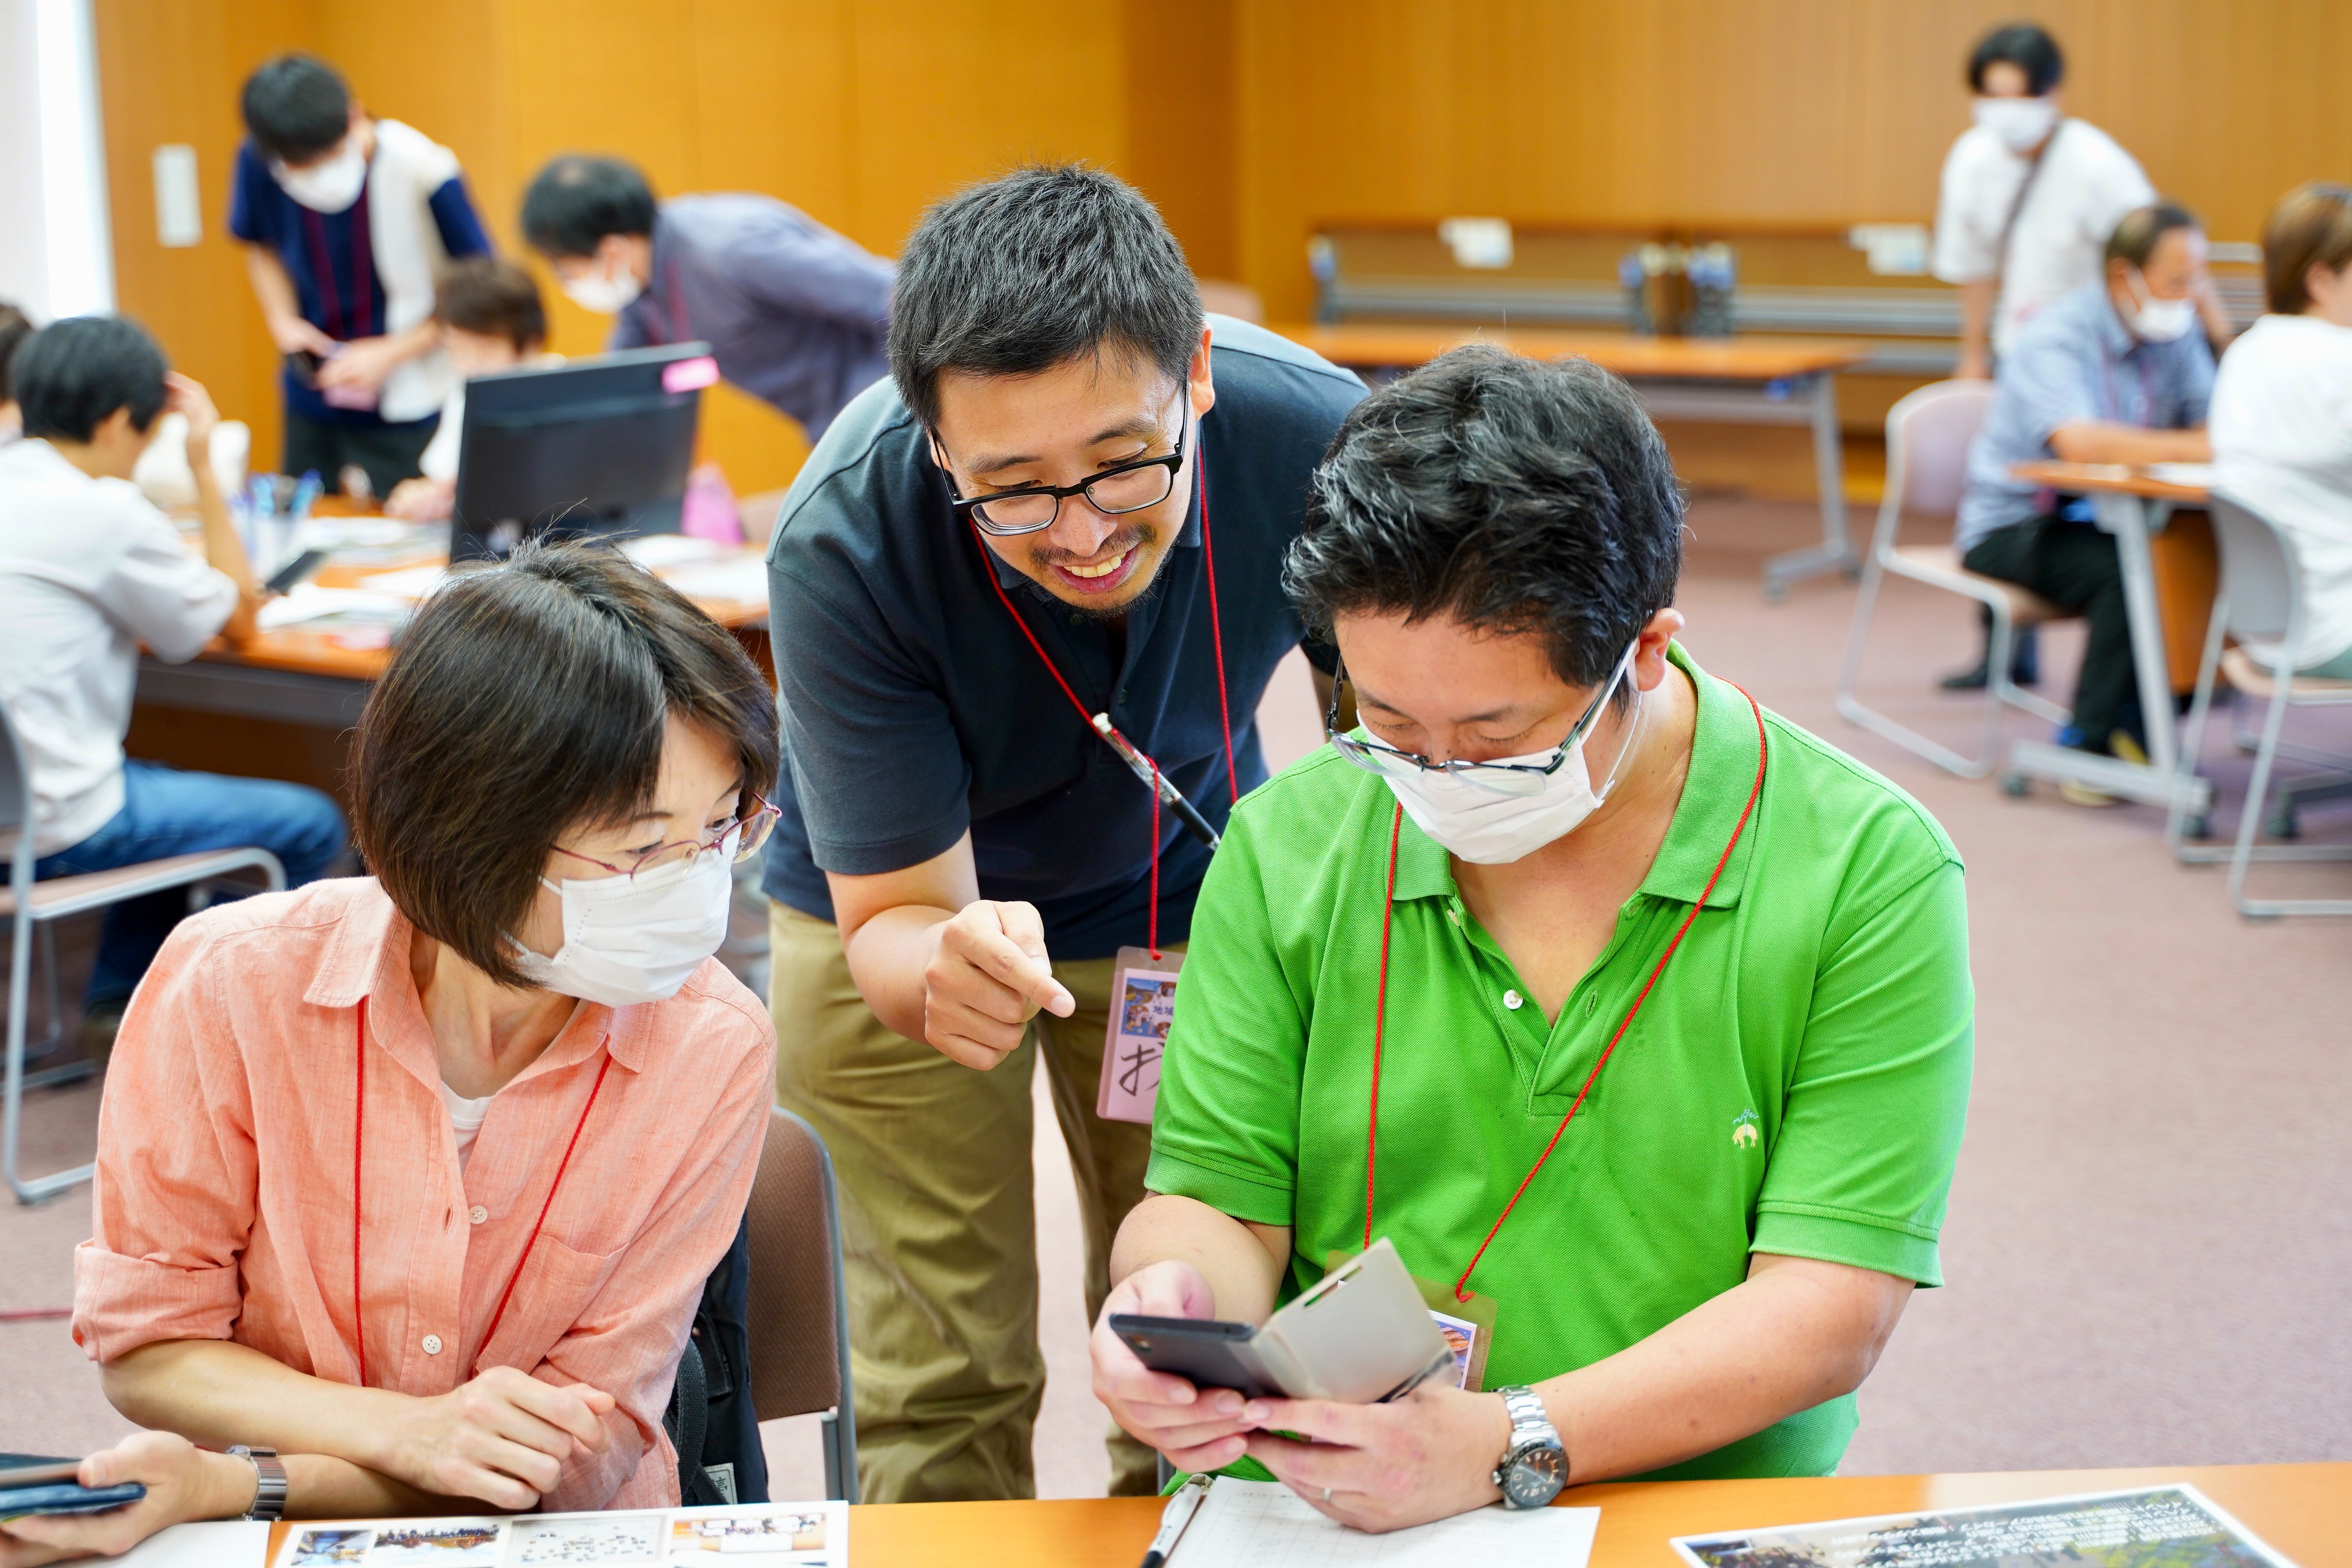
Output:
[1087, 346, 1972, 1532]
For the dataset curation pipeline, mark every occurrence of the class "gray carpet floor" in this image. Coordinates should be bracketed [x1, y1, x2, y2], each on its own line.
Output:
[4, 496, 2345, 1498]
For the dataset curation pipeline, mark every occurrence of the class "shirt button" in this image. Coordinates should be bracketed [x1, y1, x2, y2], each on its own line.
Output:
[1503, 989, 1524, 1011]
[422, 1334, 443, 1355]
[468, 1206, 488, 1225]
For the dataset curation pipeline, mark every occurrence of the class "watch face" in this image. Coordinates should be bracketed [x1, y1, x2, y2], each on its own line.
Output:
[1505, 1443, 1567, 1506]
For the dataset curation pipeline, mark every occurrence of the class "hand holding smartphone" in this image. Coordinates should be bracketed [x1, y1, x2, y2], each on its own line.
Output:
[0, 1454, 146, 1520]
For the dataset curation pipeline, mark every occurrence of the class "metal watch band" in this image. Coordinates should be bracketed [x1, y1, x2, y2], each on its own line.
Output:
[1492, 1385, 1567, 1511]
[1501, 1384, 1551, 1439]
[227, 1445, 287, 1522]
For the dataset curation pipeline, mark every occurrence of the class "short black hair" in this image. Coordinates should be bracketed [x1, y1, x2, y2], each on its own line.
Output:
[351, 540, 779, 989]
[887, 163, 1202, 430]
[1285, 346, 1683, 692]
[2106, 202, 2203, 270]
[1967, 23, 2064, 96]
[0, 302, 31, 406]
[521, 155, 659, 258]
[13, 315, 170, 443]
[436, 257, 548, 351]
[241, 54, 352, 164]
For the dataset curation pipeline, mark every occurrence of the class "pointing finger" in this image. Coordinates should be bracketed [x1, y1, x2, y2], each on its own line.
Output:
[990, 903, 1075, 1016]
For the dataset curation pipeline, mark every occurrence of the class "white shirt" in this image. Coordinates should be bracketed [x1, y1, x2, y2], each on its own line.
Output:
[2210, 313, 2352, 667]
[1933, 118, 2155, 360]
[440, 1079, 495, 1171]
[416, 354, 564, 488]
[0, 440, 239, 854]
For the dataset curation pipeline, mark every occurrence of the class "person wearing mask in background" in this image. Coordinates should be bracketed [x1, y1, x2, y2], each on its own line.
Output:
[2209, 183, 2352, 681]
[1091, 348, 1969, 1529]
[0, 301, 31, 445]
[0, 317, 346, 1053]
[519, 155, 894, 446]
[231, 54, 492, 499]
[760, 165, 1363, 1503]
[386, 258, 560, 522]
[1954, 204, 2216, 806]
[1, 547, 779, 1566]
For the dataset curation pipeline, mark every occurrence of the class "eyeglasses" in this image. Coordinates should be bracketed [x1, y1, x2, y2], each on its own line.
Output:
[552, 795, 782, 881]
[939, 398, 1189, 537]
[1323, 643, 1637, 798]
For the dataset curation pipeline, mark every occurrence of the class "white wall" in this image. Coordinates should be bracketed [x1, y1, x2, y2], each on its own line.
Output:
[0, 0, 115, 323]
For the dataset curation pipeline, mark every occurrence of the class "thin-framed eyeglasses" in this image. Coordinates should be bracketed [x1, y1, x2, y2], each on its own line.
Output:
[551, 794, 782, 880]
[1323, 642, 1639, 798]
[937, 394, 1190, 537]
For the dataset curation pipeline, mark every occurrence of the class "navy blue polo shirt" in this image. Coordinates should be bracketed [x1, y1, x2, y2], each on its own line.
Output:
[228, 137, 491, 428]
[762, 316, 1365, 959]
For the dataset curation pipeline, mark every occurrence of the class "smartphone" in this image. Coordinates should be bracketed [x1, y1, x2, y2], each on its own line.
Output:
[0, 1455, 145, 1520]
[1109, 1314, 1282, 1400]
[264, 548, 329, 595]
[283, 349, 324, 390]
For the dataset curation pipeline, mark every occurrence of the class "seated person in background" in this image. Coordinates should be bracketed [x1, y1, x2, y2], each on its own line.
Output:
[0, 316, 345, 1048]
[1091, 348, 1972, 1533]
[1955, 202, 2216, 796]
[0, 300, 30, 443]
[520, 154, 893, 445]
[2209, 182, 2352, 681]
[233, 54, 492, 498]
[386, 257, 557, 522]
[8, 545, 779, 1564]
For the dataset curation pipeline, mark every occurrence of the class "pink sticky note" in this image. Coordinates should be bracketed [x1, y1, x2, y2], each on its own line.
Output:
[662, 355, 720, 393]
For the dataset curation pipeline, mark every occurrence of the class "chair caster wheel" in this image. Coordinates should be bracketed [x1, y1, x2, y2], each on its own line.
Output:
[2266, 809, 2299, 839]
[1998, 774, 2028, 797]
[2183, 814, 2212, 841]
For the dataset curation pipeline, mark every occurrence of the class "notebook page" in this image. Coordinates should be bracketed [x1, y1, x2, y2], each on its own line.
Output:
[1170, 1479, 1599, 1567]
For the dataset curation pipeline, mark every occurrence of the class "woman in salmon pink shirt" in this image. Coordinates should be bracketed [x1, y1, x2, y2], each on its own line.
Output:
[12, 543, 780, 1563]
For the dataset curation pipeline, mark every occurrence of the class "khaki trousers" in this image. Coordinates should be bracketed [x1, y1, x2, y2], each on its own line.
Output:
[767, 901, 1164, 1502]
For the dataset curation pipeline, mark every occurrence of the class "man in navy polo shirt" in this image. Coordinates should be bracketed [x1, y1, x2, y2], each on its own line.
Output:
[231, 55, 491, 496]
[763, 165, 1362, 1504]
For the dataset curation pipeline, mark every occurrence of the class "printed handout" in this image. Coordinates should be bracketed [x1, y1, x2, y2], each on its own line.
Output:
[264, 1501, 846, 1568]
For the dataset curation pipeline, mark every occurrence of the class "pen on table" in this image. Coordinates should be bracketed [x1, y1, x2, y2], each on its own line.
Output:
[1140, 1471, 1211, 1568]
[1092, 714, 1223, 851]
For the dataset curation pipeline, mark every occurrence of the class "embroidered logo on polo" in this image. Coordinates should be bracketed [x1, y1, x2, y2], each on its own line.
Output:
[1731, 1109, 1762, 1149]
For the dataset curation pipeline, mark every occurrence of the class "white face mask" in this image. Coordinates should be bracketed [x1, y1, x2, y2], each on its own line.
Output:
[560, 254, 644, 315]
[1972, 96, 2059, 155]
[1377, 658, 1647, 865]
[508, 848, 733, 1007]
[2121, 267, 2196, 343]
[273, 139, 368, 214]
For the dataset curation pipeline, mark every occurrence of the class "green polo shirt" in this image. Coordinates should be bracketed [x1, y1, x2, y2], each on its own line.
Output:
[1145, 643, 1972, 1479]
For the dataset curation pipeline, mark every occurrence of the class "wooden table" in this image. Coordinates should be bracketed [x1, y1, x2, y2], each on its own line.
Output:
[1273, 323, 1873, 598]
[253, 1462, 2350, 1567]
[2003, 461, 2213, 815]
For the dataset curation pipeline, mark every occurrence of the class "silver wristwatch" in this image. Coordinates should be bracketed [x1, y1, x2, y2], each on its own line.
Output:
[227, 1446, 286, 1521]
[1490, 1386, 1567, 1510]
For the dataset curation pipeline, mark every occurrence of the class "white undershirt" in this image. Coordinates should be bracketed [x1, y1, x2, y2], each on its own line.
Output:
[440, 1080, 495, 1171]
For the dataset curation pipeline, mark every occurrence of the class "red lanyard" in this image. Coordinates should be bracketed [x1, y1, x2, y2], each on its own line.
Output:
[968, 435, 1236, 958]
[301, 186, 374, 342]
[1364, 684, 1768, 1303]
[349, 995, 612, 1387]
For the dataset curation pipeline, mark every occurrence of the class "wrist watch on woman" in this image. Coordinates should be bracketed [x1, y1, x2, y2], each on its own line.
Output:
[1490, 1387, 1567, 1509]
[227, 1446, 286, 1521]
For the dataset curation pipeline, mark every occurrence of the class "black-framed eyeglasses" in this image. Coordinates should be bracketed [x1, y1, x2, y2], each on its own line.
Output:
[937, 398, 1189, 537]
[1323, 642, 1638, 798]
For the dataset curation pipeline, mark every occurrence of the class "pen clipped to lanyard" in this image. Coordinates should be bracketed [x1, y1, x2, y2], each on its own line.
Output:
[1140, 1471, 1212, 1568]
[1093, 714, 1222, 852]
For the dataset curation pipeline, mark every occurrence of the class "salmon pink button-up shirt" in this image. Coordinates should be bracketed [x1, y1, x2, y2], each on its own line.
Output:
[71, 878, 773, 1511]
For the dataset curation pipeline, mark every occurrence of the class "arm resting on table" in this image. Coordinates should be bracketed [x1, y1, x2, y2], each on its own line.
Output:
[2048, 421, 2211, 466]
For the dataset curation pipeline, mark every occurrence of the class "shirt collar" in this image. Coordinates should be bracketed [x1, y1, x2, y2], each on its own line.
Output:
[303, 880, 647, 1074]
[1389, 642, 1762, 911]
[2089, 283, 2141, 362]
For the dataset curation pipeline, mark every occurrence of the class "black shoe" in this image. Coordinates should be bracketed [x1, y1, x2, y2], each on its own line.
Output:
[1938, 633, 2040, 691]
[1939, 659, 1992, 691]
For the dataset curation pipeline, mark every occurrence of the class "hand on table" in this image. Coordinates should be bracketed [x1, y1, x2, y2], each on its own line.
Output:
[164, 374, 220, 465]
[0, 1432, 253, 1565]
[375, 1366, 615, 1509]
[1244, 1382, 1513, 1534]
[920, 899, 1073, 1069]
[384, 476, 455, 522]
[316, 335, 411, 394]
[1090, 1260, 1268, 1475]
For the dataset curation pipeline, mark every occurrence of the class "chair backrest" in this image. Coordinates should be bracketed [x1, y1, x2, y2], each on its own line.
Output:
[744, 1105, 851, 1425]
[2207, 491, 2307, 643]
[1884, 378, 1999, 520]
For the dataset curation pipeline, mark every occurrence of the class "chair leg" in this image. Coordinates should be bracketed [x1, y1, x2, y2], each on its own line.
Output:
[2168, 605, 2230, 860]
[6, 913, 97, 1205]
[2224, 674, 2352, 916]
[1837, 568, 2005, 780]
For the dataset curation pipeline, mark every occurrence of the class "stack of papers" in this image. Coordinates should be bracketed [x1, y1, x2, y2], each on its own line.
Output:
[2142, 462, 2216, 489]
[256, 585, 414, 633]
[659, 556, 769, 607]
[1169, 1480, 1598, 1566]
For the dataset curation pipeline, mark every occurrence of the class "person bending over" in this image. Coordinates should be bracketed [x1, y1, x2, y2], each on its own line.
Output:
[386, 257, 557, 522]
[0, 316, 345, 1050]
[1954, 202, 2216, 801]
[6, 545, 778, 1563]
[1090, 347, 1973, 1532]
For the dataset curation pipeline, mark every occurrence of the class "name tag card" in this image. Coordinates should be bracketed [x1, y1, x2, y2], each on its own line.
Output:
[1097, 946, 1182, 1123]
